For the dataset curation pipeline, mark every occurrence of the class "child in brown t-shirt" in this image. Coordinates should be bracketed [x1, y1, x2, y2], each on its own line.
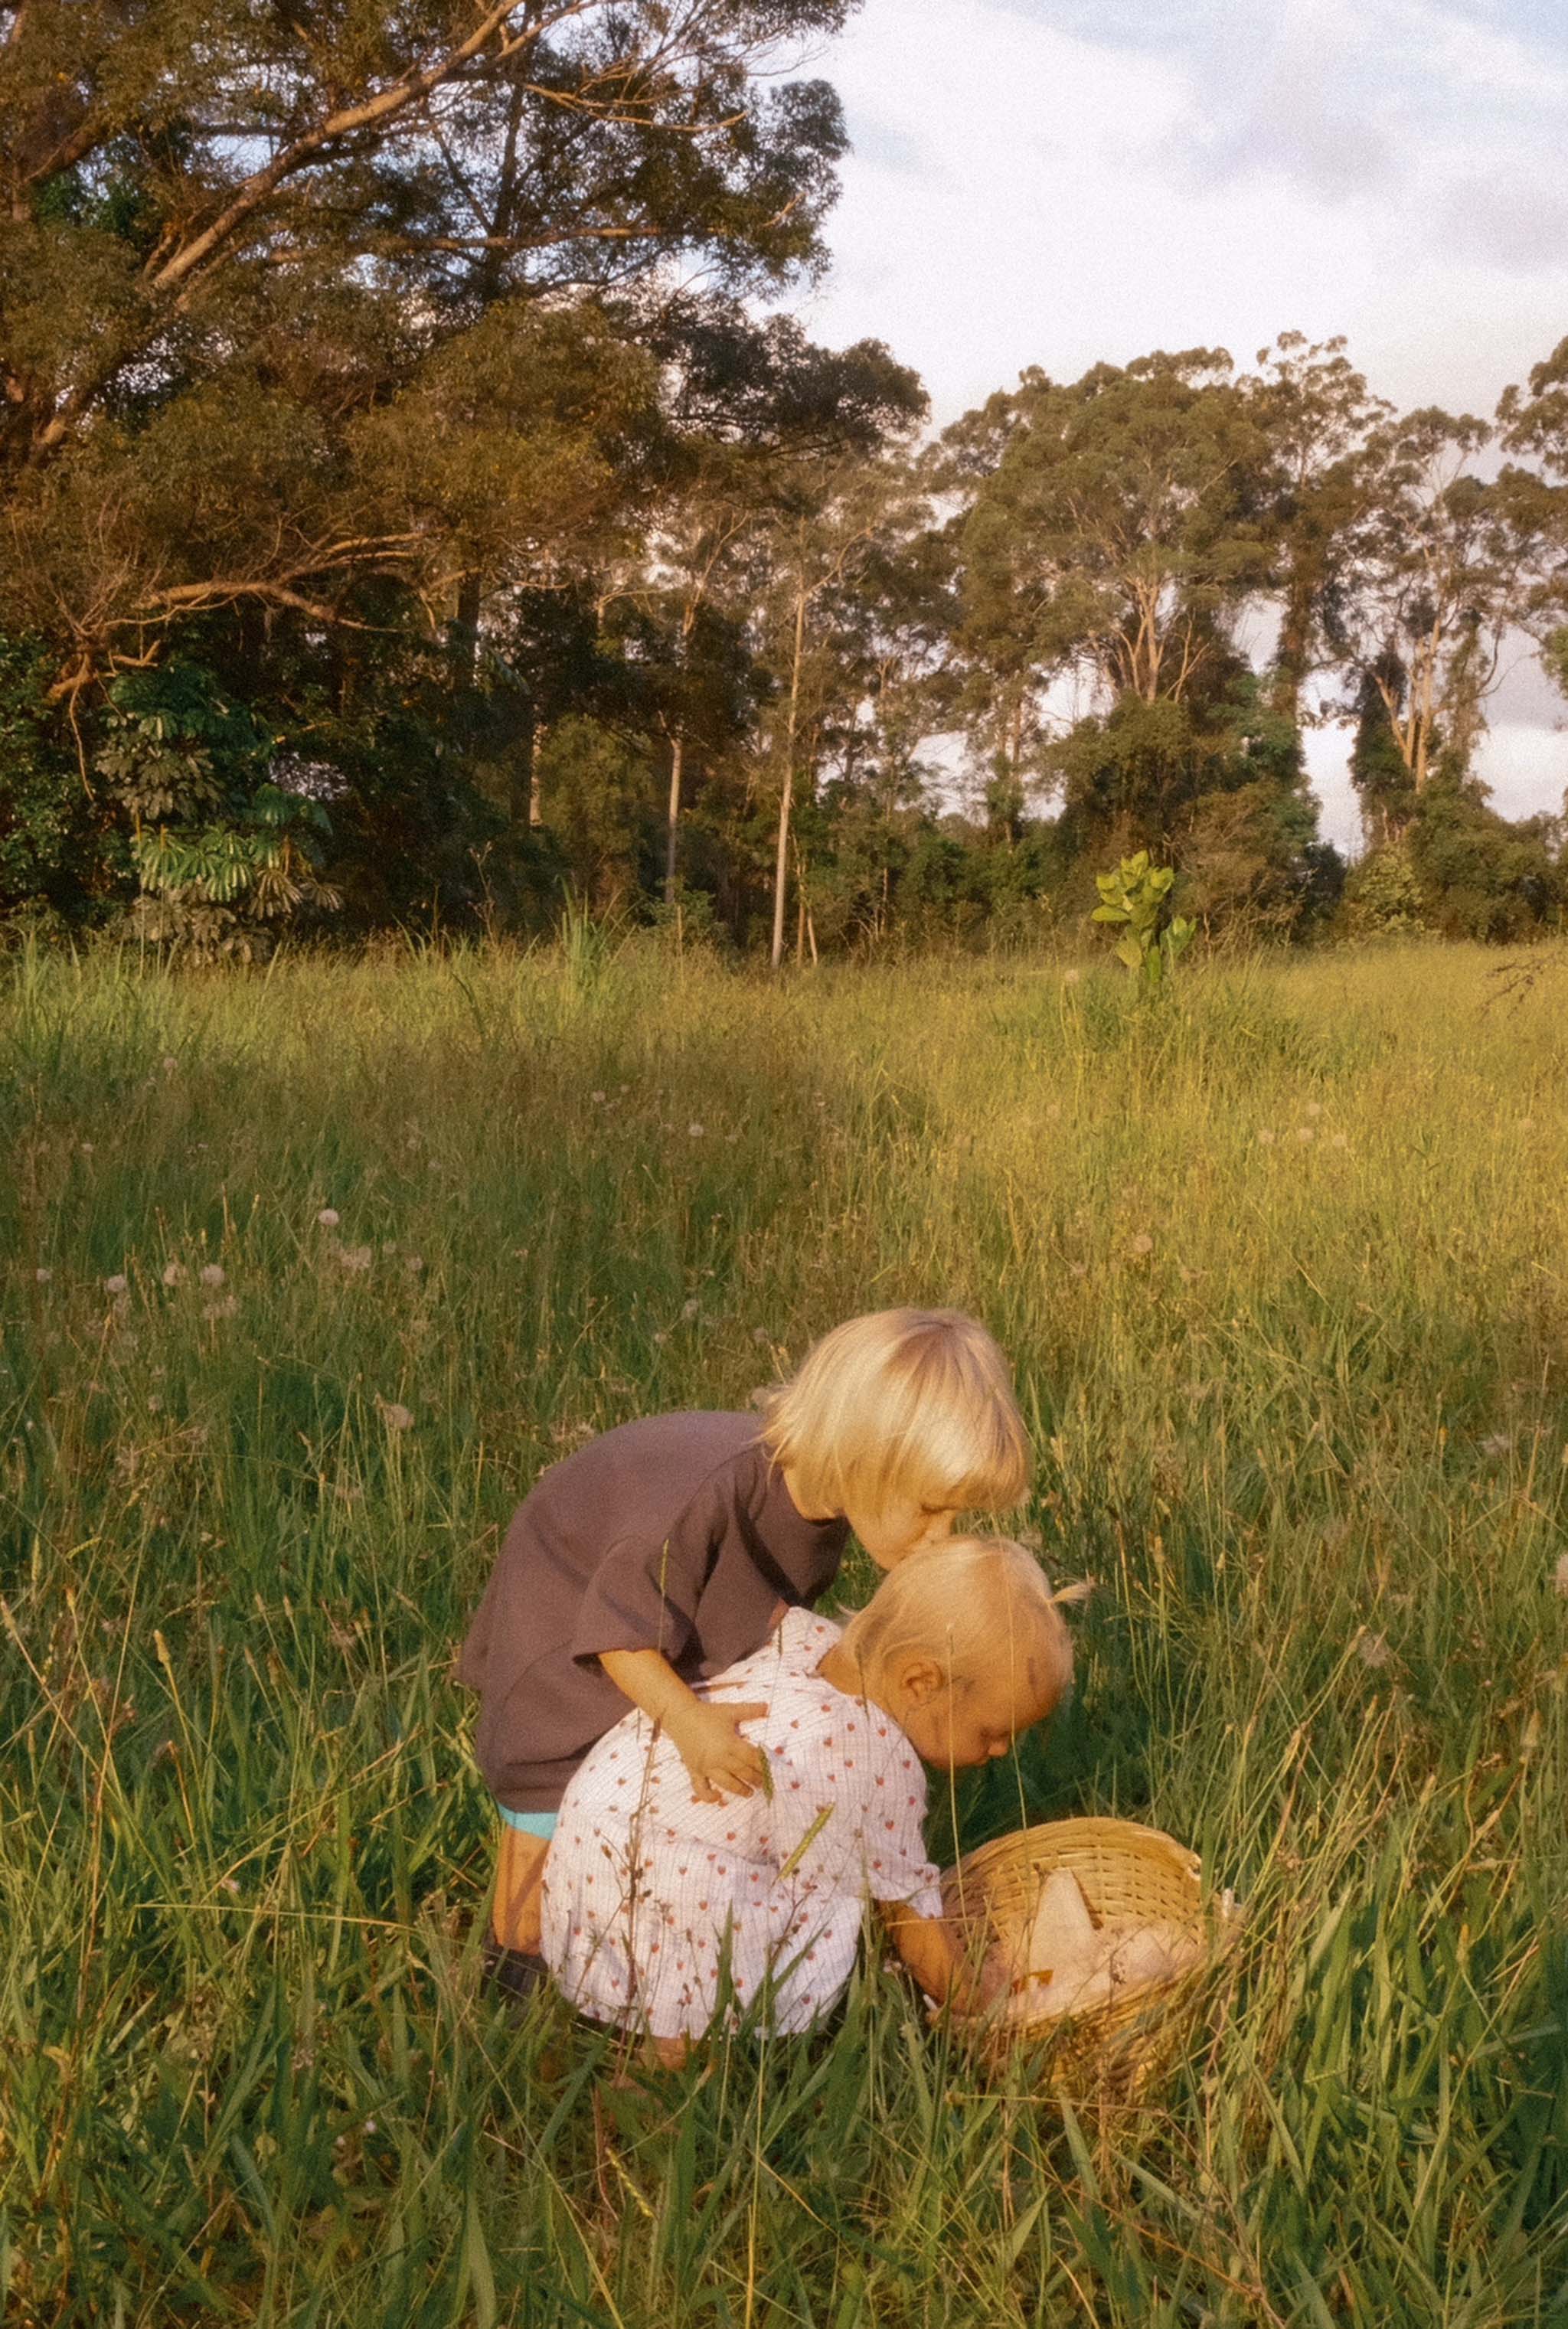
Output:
[459, 1307, 1032, 2000]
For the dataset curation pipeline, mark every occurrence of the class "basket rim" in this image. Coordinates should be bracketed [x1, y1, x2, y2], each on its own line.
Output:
[943, 1816, 1239, 2046]
[948, 1815, 1206, 1888]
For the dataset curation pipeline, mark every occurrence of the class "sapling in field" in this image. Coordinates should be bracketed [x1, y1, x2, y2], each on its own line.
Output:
[1092, 851, 1195, 989]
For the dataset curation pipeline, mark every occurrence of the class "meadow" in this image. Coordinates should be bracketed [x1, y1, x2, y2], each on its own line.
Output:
[2, 934, 1566, 2328]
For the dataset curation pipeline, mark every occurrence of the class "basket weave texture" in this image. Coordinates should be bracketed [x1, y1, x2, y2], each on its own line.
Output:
[942, 1816, 1236, 2095]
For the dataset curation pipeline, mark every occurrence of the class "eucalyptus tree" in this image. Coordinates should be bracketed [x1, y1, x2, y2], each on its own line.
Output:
[1497, 335, 1568, 704]
[737, 422, 932, 966]
[939, 351, 1274, 809]
[1248, 332, 1390, 723]
[609, 305, 925, 902]
[1334, 408, 1544, 838]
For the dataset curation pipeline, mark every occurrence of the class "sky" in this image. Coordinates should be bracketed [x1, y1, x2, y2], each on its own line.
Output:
[786, 0, 1568, 848]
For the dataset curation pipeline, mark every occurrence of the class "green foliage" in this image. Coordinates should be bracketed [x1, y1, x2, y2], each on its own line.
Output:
[1406, 782, 1563, 941]
[0, 633, 117, 933]
[95, 666, 338, 958]
[1341, 842, 1430, 939]
[0, 1, 854, 668]
[1092, 850, 1195, 985]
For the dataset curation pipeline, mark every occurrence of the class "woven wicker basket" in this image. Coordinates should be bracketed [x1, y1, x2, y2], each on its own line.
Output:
[942, 1817, 1238, 2097]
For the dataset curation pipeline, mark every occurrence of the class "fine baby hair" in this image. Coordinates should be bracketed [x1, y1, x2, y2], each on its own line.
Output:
[760, 1308, 1030, 1517]
[838, 1534, 1073, 1717]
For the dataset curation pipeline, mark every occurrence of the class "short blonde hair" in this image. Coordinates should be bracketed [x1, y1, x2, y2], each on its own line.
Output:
[760, 1308, 1030, 1518]
[841, 1536, 1072, 1707]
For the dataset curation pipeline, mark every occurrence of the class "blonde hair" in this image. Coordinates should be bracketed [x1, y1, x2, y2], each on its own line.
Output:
[841, 1536, 1072, 1710]
[761, 1308, 1030, 1518]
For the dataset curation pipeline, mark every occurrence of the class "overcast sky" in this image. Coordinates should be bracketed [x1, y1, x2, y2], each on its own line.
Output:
[787, 0, 1568, 847]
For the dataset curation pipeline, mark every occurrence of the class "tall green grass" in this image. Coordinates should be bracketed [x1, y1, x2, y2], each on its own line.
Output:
[2, 937, 1565, 2326]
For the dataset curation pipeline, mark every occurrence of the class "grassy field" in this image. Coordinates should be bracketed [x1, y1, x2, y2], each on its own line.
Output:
[2, 934, 1566, 2327]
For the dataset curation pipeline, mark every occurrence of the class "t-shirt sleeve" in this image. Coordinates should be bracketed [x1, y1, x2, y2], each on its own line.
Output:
[764, 1728, 942, 1916]
[568, 1521, 716, 1669]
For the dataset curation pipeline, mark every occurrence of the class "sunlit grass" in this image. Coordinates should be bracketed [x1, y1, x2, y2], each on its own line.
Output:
[2, 936, 1566, 2325]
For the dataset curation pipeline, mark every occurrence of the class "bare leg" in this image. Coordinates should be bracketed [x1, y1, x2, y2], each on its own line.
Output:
[492, 1826, 548, 1952]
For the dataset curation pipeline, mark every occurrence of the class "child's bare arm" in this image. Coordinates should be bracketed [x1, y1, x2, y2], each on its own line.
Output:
[875, 1899, 1002, 2017]
[598, 1647, 768, 1803]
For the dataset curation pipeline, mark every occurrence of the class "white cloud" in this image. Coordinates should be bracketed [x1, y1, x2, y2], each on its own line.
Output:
[799, 0, 1568, 420]
[789, 0, 1568, 831]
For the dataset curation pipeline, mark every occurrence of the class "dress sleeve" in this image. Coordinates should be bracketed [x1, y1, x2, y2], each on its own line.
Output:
[568, 1521, 715, 1670]
[765, 1719, 943, 1917]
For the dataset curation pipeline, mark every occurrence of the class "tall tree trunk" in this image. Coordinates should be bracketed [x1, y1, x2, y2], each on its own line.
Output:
[1270, 569, 1314, 723]
[451, 571, 483, 685]
[665, 730, 684, 903]
[770, 583, 808, 971]
[503, 706, 535, 831]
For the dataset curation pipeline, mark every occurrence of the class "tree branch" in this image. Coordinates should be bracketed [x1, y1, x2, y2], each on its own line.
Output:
[147, 2, 596, 297]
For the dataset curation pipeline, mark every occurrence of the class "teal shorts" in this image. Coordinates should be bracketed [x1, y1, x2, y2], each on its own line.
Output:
[497, 1805, 557, 1838]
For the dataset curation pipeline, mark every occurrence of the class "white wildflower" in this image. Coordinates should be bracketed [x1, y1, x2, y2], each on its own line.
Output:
[403, 1253, 424, 1274]
[752, 1327, 770, 1345]
[104, 1272, 129, 1295]
[590, 1090, 606, 1103]
[1330, 1132, 1350, 1150]
[199, 1264, 225, 1287]
[1063, 967, 1082, 986]
[317, 1207, 340, 1229]
[681, 1298, 701, 1322]
[162, 1055, 178, 1075]
[688, 1121, 705, 1138]
[1305, 1100, 1324, 1119]
[335, 1245, 373, 1273]
[652, 1329, 668, 1345]
[162, 1262, 185, 1287]
[34, 1267, 51, 1283]
[380, 1402, 415, 1430]
[1296, 1125, 1315, 1145]
[1481, 1433, 1513, 1458]
[221, 1878, 240, 1896]
[1256, 1127, 1276, 1146]
[1356, 1631, 1390, 1669]
[1553, 1553, 1568, 1597]
[204, 1295, 239, 1319]
[80, 1140, 94, 1155]
[1129, 1233, 1155, 1258]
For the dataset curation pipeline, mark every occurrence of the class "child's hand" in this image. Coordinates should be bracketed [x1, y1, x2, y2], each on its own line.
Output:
[667, 1699, 769, 1803]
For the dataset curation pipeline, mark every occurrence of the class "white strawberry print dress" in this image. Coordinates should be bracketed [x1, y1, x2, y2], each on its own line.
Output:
[540, 1609, 943, 2037]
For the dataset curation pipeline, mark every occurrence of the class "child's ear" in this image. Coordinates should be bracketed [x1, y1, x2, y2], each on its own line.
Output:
[894, 1655, 946, 1707]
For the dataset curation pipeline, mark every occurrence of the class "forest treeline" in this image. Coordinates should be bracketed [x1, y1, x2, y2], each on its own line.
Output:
[5, 1, 1568, 958]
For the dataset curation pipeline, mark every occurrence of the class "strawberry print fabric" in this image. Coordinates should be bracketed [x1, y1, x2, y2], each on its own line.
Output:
[541, 1609, 942, 2037]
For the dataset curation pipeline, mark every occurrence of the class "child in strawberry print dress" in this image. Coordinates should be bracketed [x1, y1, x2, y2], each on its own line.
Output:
[540, 1538, 1072, 2052]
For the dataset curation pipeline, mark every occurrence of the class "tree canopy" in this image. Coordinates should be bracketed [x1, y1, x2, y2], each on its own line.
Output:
[3, 7, 1566, 954]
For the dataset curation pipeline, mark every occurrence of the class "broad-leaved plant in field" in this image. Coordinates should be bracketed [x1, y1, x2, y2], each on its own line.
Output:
[1092, 851, 1194, 988]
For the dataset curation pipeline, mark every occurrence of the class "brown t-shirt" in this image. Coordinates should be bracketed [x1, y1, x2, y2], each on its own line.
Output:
[459, 1412, 850, 1811]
